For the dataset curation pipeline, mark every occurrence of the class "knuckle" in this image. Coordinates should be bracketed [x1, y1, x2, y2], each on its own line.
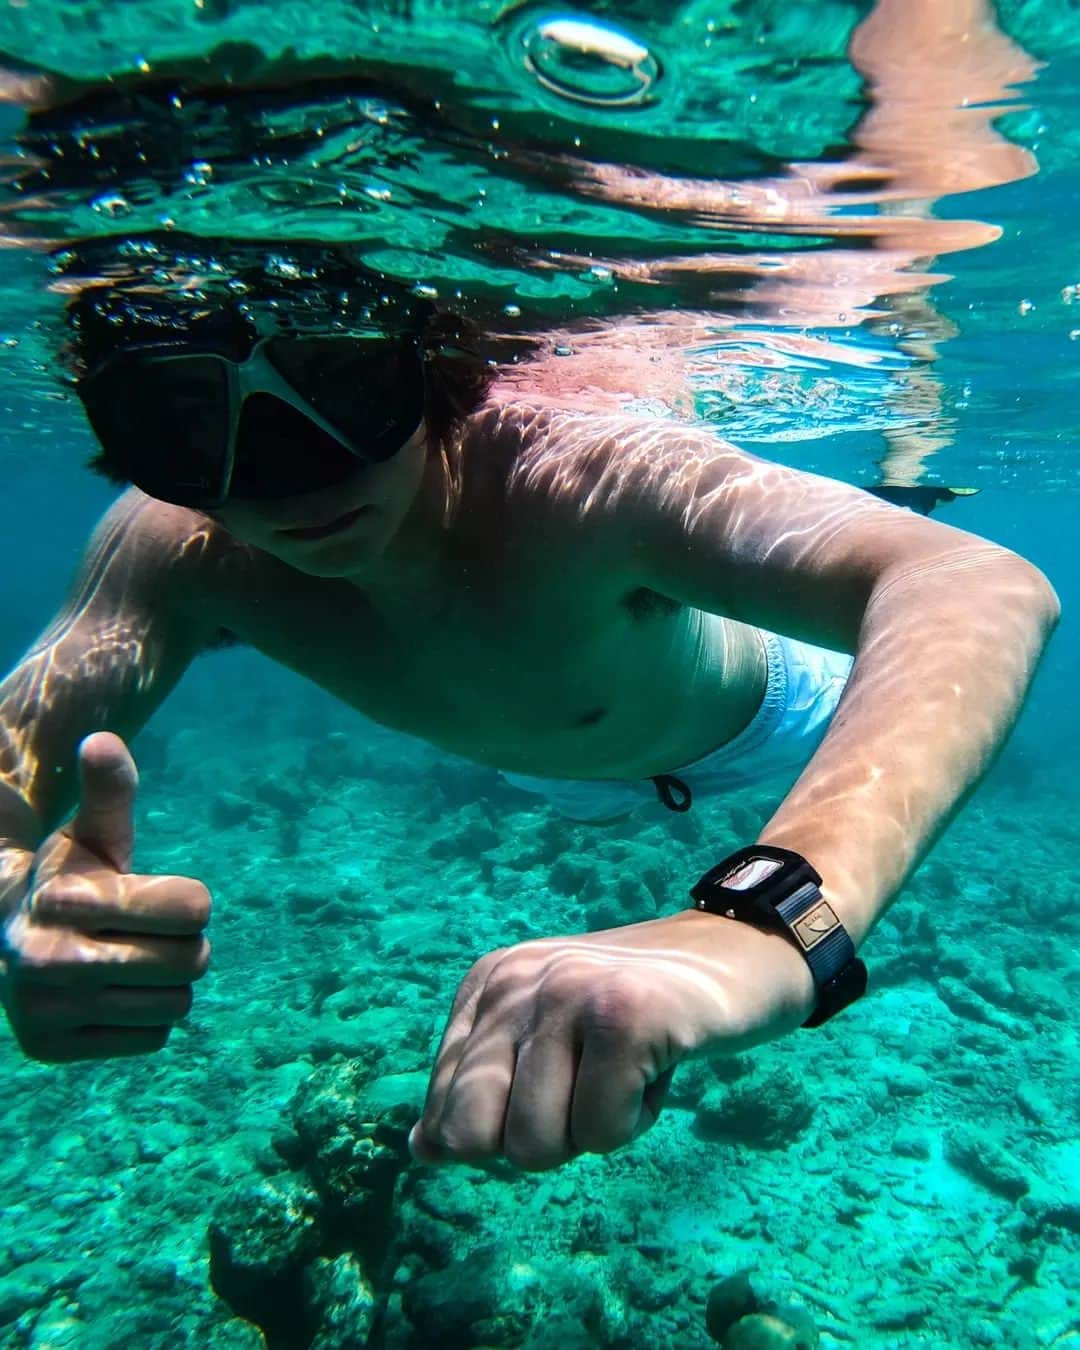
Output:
[190, 884, 212, 928]
[5, 924, 66, 976]
[426, 1106, 493, 1161]
[537, 960, 589, 1006]
[29, 877, 85, 923]
[191, 937, 212, 978]
[584, 978, 651, 1034]
[467, 946, 511, 985]
[426, 1119, 460, 1154]
[481, 942, 553, 995]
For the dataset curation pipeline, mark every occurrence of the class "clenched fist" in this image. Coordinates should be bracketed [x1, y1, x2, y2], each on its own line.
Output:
[410, 908, 816, 1171]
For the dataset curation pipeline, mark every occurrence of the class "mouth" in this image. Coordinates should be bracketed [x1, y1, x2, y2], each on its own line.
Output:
[276, 505, 372, 541]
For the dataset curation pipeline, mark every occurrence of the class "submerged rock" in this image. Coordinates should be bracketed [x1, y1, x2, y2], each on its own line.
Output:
[705, 1268, 759, 1342]
[723, 1312, 818, 1350]
[209, 1061, 424, 1343]
[402, 1244, 538, 1349]
[291, 1062, 416, 1200]
[705, 1271, 819, 1350]
[693, 1069, 815, 1150]
[306, 1253, 379, 1348]
[946, 1125, 1030, 1200]
[208, 1174, 323, 1349]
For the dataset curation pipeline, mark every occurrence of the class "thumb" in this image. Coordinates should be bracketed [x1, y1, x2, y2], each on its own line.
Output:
[70, 732, 139, 873]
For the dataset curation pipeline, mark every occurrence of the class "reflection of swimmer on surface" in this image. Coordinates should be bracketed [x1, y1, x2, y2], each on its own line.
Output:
[498, 0, 1038, 486]
[0, 1, 1060, 1172]
[0, 0, 1036, 488]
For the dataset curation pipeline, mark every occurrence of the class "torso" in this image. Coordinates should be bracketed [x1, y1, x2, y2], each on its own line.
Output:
[191, 403, 769, 781]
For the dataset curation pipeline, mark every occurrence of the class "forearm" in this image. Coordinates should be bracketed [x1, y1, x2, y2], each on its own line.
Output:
[757, 547, 1060, 945]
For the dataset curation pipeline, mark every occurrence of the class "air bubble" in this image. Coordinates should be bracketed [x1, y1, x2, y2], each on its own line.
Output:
[511, 12, 660, 109]
[265, 255, 302, 281]
[91, 192, 132, 218]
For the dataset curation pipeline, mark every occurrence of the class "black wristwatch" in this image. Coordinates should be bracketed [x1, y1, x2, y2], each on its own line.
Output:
[690, 845, 867, 1027]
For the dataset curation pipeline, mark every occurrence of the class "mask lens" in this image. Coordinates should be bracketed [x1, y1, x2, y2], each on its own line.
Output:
[265, 337, 424, 461]
[229, 392, 360, 500]
[81, 355, 232, 507]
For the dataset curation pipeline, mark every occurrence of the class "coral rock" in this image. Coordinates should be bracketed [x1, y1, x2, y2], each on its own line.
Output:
[723, 1312, 814, 1350]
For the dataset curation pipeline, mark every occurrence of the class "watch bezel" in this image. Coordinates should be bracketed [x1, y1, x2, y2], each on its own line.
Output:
[691, 844, 822, 929]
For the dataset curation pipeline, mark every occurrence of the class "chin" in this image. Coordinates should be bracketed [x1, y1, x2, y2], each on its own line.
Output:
[277, 529, 393, 579]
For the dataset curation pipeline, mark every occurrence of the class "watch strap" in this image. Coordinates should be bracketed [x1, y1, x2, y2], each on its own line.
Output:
[775, 883, 867, 1026]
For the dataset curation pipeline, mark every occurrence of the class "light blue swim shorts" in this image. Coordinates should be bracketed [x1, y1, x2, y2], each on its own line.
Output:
[501, 631, 854, 821]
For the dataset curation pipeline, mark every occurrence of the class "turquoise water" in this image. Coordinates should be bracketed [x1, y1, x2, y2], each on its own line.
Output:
[0, 2, 1077, 1346]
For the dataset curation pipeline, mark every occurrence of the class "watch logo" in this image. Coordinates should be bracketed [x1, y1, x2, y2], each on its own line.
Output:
[794, 901, 839, 949]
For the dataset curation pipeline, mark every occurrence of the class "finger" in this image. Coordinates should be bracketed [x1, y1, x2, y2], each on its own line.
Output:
[10, 928, 210, 987]
[421, 1020, 518, 1162]
[17, 982, 194, 1031]
[503, 1032, 578, 1170]
[22, 1025, 172, 1064]
[32, 871, 211, 937]
[571, 1025, 654, 1155]
[412, 952, 509, 1156]
[71, 732, 138, 872]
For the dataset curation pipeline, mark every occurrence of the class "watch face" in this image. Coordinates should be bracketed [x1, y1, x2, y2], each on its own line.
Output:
[719, 854, 784, 891]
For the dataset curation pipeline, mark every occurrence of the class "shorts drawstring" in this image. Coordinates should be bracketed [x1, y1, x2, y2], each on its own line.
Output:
[651, 773, 693, 812]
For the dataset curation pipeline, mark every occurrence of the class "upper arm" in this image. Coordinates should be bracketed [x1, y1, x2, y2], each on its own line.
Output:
[0, 490, 226, 833]
[636, 432, 1050, 650]
[539, 415, 1048, 651]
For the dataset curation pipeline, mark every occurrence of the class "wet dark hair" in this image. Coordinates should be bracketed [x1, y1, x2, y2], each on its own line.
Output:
[57, 235, 497, 501]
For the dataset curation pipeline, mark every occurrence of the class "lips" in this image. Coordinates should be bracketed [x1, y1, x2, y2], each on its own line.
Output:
[276, 505, 370, 541]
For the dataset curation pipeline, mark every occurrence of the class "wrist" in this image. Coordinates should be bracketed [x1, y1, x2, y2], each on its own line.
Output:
[676, 906, 817, 1038]
[752, 833, 884, 950]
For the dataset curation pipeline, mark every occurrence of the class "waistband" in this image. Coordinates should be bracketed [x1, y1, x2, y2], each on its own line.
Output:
[669, 628, 789, 776]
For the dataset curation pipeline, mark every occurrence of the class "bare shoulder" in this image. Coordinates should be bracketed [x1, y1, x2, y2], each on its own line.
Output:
[74, 488, 246, 641]
[487, 402, 871, 553]
[91, 487, 229, 561]
[483, 404, 1040, 648]
[491, 401, 759, 515]
[483, 401, 692, 520]
[497, 403, 1000, 569]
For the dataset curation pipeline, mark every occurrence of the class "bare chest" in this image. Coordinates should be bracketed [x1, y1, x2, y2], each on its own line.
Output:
[215, 545, 743, 778]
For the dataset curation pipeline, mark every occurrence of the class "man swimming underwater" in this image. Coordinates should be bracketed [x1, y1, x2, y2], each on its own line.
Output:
[0, 265, 1058, 1172]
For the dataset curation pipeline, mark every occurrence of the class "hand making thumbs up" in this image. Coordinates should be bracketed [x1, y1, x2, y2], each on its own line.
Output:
[0, 732, 211, 1062]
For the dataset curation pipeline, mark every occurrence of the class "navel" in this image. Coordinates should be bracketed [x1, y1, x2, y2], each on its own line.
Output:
[577, 706, 607, 727]
[623, 586, 681, 621]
